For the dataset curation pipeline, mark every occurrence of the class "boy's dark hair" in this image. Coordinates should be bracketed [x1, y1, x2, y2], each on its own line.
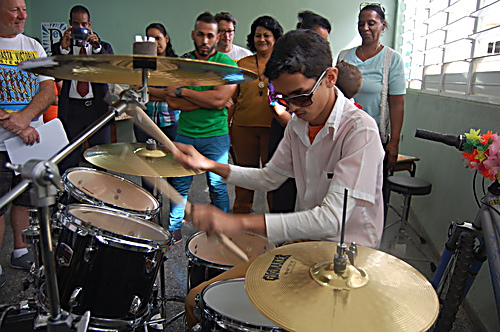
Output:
[215, 12, 237, 26]
[335, 60, 363, 99]
[70, 5, 90, 20]
[297, 10, 331, 33]
[246, 16, 283, 53]
[195, 11, 217, 27]
[145, 23, 177, 58]
[265, 29, 332, 81]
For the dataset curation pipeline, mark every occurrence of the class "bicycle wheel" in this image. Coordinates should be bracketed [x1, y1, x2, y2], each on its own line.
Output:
[434, 231, 475, 332]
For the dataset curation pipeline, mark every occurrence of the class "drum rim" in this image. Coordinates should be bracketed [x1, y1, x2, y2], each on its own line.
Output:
[62, 167, 160, 216]
[185, 231, 275, 268]
[201, 278, 283, 331]
[62, 204, 171, 250]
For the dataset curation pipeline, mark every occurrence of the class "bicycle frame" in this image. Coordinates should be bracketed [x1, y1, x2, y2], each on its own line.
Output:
[431, 180, 500, 321]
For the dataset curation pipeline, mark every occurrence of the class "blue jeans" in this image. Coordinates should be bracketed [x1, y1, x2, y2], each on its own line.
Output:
[169, 134, 230, 231]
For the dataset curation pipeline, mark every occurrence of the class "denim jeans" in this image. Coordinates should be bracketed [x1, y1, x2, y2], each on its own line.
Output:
[169, 134, 230, 231]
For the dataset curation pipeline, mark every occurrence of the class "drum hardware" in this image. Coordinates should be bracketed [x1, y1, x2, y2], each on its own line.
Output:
[61, 167, 160, 220]
[83, 142, 202, 177]
[0, 48, 257, 331]
[197, 278, 284, 332]
[243, 191, 438, 332]
[17, 54, 258, 87]
[129, 296, 141, 315]
[186, 232, 275, 292]
[55, 243, 73, 267]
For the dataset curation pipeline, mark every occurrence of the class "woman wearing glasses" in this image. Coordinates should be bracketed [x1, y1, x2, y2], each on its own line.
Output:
[229, 16, 283, 214]
[338, 3, 405, 216]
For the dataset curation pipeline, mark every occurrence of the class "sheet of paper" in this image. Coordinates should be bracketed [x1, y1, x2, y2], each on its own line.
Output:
[5, 119, 69, 172]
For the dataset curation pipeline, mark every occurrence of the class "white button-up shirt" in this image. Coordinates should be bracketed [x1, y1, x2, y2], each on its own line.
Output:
[226, 88, 384, 248]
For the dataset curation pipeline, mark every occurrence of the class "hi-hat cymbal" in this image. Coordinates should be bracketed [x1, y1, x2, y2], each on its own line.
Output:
[84, 143, 201, 177]
[245, 241, 438, 332]
[18, 54, 257, 86]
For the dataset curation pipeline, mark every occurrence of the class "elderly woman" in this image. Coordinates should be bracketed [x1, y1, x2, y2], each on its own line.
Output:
[338, 3, 405, 216]
[229, 16, 283, 214]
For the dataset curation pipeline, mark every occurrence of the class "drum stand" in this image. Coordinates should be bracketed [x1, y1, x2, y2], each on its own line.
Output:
[151, 176, 185, 331]
[0, 84, 149, 332]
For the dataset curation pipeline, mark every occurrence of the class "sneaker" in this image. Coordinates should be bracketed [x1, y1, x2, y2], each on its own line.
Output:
[171, 229, 183, 245]
[10, 251, 34, 271]
[0, 270, 5, 288]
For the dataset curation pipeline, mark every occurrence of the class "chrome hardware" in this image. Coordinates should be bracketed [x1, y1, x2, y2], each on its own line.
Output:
[69, 287, 83, 308]
[129, 295, 141, 315]
[56, 243, 73, 267]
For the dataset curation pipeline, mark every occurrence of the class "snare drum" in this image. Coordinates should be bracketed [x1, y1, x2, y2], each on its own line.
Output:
[200, 278, 284, 331]
[55, 204, 171, 323]
[186, 232, 275, 291]
[61, 167, 159, 220]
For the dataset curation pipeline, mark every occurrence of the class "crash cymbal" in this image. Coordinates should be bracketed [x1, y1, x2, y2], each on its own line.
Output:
[84, 143, 202, 177]
[245, 241, 438, 332]
[18, 54, 257, 86]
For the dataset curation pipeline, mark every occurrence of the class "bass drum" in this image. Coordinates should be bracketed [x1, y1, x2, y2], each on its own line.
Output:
[61, 167, 160, 220]
[186, 232, 275, 291]
[55, 204, 171, 327]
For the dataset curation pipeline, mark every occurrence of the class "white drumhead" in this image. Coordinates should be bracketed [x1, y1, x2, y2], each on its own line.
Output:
[203, 279, 279, 328]
[187, 232, 275, 266]
[65, 168, 159, 211]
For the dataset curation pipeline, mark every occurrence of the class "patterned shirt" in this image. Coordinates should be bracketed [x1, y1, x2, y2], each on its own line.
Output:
[145, 101, 179, 127]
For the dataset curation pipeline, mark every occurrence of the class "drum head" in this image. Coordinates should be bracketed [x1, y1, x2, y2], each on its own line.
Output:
[66, 205, 170, 243]
[64, 168, 159, 212]
[203, 278, 280, 328]
[187, 232, 275, 267]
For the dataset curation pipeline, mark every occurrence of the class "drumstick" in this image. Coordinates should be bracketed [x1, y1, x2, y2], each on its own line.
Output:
[116, 126, 250, 262]
[218, 234, 249, 262]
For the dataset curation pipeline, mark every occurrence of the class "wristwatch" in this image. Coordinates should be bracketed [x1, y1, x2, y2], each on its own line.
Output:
[175, 87, 183, 98]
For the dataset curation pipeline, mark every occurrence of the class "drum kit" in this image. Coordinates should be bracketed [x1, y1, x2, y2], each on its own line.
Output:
[0, 42, 440, 332]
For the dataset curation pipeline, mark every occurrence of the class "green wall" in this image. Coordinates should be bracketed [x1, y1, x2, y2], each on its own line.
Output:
[24, 0, 397, 57]
[401, 91, 500, 332]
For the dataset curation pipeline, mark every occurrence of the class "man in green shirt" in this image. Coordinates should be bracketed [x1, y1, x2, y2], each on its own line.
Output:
[165, 12, 236, 244]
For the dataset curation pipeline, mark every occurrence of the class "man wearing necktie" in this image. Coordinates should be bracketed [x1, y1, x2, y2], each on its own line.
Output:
[52, 5, 114, 173]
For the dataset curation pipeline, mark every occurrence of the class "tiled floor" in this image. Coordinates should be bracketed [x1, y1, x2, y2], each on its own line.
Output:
[0, 171, 476, 331]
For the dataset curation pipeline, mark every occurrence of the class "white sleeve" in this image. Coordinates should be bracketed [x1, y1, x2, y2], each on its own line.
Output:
[225, 164, 289, 192]
[264, 188, 356, 244]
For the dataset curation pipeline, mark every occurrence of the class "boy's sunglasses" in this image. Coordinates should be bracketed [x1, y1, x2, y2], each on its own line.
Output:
[270, 69, 328, 108]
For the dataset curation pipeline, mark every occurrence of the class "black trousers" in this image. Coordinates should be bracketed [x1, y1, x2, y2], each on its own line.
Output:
[58, 98, 110, 174]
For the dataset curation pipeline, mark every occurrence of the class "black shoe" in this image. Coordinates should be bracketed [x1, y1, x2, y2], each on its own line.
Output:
[172, 229, 183, 245]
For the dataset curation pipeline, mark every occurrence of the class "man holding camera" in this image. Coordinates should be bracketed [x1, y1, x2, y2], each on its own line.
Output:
[53, 5, 114, 173]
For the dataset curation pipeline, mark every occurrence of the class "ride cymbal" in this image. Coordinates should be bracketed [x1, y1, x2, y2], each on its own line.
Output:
[84, 143, 201, 177]
[18, 54, 257, 86]
[245, 241, 438, 332]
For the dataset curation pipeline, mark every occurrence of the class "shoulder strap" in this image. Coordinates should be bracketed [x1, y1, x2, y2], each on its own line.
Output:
[379, 47, 395, 143]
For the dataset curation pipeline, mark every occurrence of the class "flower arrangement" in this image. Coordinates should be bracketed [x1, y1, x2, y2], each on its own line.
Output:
[462, 129, 500, 181]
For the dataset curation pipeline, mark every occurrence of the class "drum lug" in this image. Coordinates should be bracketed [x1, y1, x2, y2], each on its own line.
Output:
[56, 243, 73, 267]
[68, 286, 83, 308]
[129, 295, 141, 315]
[145, 256, 157, 274]
[84, 244, 97, 263]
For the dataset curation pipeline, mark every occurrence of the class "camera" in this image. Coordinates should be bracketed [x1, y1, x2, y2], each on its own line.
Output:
[71, 28, 90, 46]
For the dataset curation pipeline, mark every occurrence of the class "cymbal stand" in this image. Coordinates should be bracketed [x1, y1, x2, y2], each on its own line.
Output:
[0, 85, 147, 331]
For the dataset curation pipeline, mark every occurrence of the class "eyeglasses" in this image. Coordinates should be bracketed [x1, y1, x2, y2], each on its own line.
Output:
[359, 2, 386, 12]
[270, 69, 328, 108]
[218, 29, 235, 35]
